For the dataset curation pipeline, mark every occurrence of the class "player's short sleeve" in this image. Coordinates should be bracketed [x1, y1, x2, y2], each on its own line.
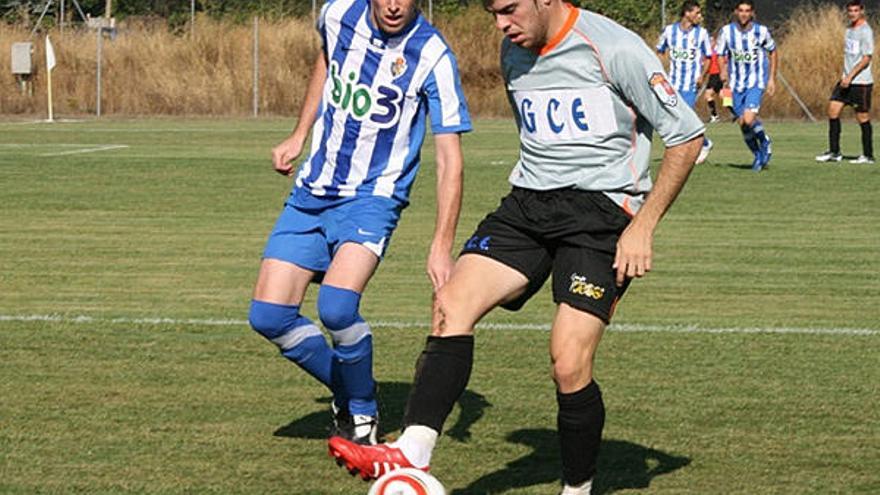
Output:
[699, 28, 712, 58]
[717, 26, 730, 57]
[423, 50, 473, 134]
[608, 36, 705, 147]
[656, 26, 669, 53]
[761, 26, 776, 52]
[316, 0, 333, 34]
[861, 27, 874, 57]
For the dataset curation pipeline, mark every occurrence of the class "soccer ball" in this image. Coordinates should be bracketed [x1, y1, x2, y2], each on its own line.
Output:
[367, 468, 446, 495]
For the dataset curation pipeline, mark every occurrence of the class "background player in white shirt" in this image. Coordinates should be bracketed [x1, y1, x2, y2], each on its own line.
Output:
[816, 0, 875, 164]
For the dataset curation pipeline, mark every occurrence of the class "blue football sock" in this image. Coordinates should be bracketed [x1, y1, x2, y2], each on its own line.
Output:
[753, 120, 769, 148]
[741, 123, 760, 154]
[318, 285, 377, 417]
[332, 336, 377, 416]
[249, 300, 332, 387]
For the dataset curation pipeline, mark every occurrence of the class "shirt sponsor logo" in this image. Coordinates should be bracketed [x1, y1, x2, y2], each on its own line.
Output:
[649, 72, 678, 107]
[846, 38, 862, 55]
[731, 48, 760, 64]
[569, 273, 606, 300]
[512, 87, 617, 141]
[670, 47, 698, 61]
[328, 61, 403, 128]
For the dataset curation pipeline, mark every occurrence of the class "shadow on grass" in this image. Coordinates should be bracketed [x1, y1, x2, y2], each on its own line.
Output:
[451, 429, 690, 495]
[718, 162, 754, 170]
[273, 381, 491, 443]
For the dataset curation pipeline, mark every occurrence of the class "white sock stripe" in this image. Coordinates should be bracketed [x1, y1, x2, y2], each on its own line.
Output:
[0, 314, 877, 337]
[270, 324, 323, 351]
[329, 321, 372, 346]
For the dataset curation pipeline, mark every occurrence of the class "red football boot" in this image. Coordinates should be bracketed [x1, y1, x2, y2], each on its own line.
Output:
[328, 436, 428, 481]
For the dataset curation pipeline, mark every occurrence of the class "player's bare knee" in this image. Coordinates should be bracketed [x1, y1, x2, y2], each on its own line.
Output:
[431, 287, 470, 337]
[551, 358, 592, 392]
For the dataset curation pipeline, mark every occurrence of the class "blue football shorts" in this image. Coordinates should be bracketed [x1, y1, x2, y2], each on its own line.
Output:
[732, 87, 765, 117]
[262, 195, 403, 273]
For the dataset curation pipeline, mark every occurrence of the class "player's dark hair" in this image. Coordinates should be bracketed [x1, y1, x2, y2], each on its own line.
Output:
[734, 0, 754, 9]
[846, 0, 865, 9]
[680, 0, 700, 17]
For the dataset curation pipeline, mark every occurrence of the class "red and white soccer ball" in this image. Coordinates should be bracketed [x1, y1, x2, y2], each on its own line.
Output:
[368, 468, 446, 495]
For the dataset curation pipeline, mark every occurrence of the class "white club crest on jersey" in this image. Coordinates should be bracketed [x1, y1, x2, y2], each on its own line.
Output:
[391, 57, 407, 77]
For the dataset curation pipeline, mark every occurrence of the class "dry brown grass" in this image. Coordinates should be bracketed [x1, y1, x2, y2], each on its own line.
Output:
[1, 4, 877, 118]
[0, 16, 320, 116]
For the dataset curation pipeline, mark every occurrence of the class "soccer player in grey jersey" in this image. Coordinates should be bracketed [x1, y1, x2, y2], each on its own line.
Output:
[816, 0, 875, 164]
[329, 0, 704, 492]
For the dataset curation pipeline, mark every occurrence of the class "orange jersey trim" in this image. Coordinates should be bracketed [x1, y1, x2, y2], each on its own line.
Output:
[539, 4, 579, 56]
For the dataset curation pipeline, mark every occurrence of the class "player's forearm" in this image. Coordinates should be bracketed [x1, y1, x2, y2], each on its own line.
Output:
[629, 136, 701, 232]
[847, 55, 872, 80]
[431, 134, 464, 254]
[291, 51, 328, 142]
[768, 51, 778, 81]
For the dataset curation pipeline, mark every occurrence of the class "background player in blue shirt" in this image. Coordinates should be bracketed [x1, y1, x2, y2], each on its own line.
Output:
[657, 0, 714, 164]
[718, 0, 778, 172]
[248, 0, 471, 445]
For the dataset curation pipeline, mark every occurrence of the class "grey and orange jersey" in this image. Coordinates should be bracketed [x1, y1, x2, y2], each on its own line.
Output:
[845, 21, 874, 85]
[503, 6, 704, 214]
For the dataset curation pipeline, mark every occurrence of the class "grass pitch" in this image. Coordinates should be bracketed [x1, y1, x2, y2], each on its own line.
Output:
[1, 118, 878, 494]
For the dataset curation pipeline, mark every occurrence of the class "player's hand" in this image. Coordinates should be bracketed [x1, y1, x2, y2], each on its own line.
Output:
[613, 222, 654, 287]
[426, 247, 455, 291]
[766, 78, 777, 97]
[841, 76, 852, 89]
[271, 135, 305, 176]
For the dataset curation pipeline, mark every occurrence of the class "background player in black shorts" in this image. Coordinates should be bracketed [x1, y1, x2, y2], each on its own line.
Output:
[816, 0, 875, 164]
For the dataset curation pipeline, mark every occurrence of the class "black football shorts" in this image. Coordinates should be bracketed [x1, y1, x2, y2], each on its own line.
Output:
[831, 82, 873, 113]
[460, 187, 633, 323]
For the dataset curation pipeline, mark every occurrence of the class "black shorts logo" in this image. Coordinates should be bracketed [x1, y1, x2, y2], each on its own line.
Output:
[569, 273, 606, 300]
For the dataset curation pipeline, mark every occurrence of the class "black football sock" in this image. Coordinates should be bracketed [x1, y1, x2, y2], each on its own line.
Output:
[403, 335, 474, 433]
[558, 381, 605, 486]
[830, 118, 842, 154]
[708, 100, 718, 117]
[860, 121, 873, 158]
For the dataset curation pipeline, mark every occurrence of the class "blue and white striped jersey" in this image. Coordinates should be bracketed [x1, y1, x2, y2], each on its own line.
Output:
[656, 22, 712, 92]
[293, 0, 472, 208]
[717, 22, 776, 92]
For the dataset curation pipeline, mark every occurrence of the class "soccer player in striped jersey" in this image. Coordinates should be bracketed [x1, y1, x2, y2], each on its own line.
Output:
[329, 0, 704, 492]
[248, 0, 471, 445]
[816, 0, 875, 164]
[656, 0, 714, 164]
[718, 0, 778, 172]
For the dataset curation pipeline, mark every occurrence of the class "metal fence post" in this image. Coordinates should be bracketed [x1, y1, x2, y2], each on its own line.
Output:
[96, 28, 103, 117]
[253, 16, 259, 117]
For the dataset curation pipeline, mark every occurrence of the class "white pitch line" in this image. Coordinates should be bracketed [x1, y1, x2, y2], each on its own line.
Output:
[40, 144, 129, 157]
[0, 314, 877, 336]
